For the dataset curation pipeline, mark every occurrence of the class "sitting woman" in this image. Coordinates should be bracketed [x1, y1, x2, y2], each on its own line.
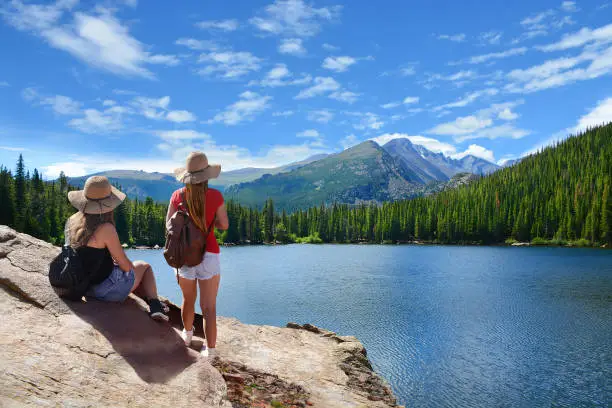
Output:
[67, 176, 168, 321]
[167, 151, 228, 357]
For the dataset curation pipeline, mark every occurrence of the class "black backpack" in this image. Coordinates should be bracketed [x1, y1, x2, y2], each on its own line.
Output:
[48, 245, 91, 301]
[48, 222, 92, 301]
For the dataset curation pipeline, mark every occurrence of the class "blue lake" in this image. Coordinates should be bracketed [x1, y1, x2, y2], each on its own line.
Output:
[127, 245, 612, 407]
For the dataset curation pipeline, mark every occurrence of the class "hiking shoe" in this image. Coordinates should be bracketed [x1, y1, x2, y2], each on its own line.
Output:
[181, 328, 193, 346]
[201, 346, 216, 358]
[148, 299, 169, 322]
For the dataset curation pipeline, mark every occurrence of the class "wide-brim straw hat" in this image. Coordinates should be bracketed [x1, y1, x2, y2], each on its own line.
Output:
[68, 176, 126, 214]
[174, 151, 221, 184]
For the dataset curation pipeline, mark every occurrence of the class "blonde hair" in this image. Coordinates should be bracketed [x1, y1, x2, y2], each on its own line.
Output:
[69, 211, 114, 248]
[185, 181, 208, 232]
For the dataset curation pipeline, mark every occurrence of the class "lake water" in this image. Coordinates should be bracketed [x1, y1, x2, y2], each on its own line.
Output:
[127, 245, 612, 407]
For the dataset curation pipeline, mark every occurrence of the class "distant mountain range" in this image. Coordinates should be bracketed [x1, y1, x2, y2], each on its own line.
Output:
[68, 138, 499, 208]
[226, 138, 499, 209]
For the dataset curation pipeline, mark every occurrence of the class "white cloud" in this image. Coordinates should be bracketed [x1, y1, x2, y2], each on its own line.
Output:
[521, 10, 556, 30]
[437, 33, 466, 42]
[295, 76, 340, 99]
[506, 44, 612, 93]
[340, 134, 359, 149]
[462, 47, 527, 64]
[22, 88, 81, 115]
[209, 91, 272, 125]
[166, 110, 197, 123]
[479, 31, 502, 45]
[432, 88, 498, 111]
[1, 3, 178, 79]
[454, 124, 530, 142]
[403, 96, 419, 104]
[350, 112, 384, 131]
[278, 38, 306, 56]
[451, 144, 495, 162]
[0, 81, 9, 87]
[537, 23, 612, 52]
[198, 50, 262, 79]
[196, 19, 238, 31]
[322, 55, 357, 72]
[297, 129, 320, 138]
[572, 97, 612, 132]
[307, 109, 334, 123]
[523, 97, 612, 156]
[429, 100, 529, 142]
[329, 90, 359, 103]
[322, 43, 339, 51]
[561, 1, 578, 12]
[175, 38, 218, 51]
[429, 116, 494, 136]
[68, 107, 125, 133]
[249, 63, 312, 87]
[381, 102, 401, 109]
[131, 96, 169, 120]
[400, 66, 416, 76]
[272, 110, 294, 117]
[250, 0, 341, 37]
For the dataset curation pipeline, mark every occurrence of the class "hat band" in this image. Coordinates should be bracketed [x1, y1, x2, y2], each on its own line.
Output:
[186, 166, 209, 175]
[83, 193, 115, 213]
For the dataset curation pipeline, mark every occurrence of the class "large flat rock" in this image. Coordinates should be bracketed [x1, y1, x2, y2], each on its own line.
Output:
[0, 226, 401, 407]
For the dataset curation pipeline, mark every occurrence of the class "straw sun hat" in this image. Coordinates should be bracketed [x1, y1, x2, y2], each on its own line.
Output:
[173, 151, 221, 184]
[68, 176, 126, 214]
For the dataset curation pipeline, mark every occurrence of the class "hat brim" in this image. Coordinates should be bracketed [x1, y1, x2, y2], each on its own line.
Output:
[68, 186, 126, 214]
[174, 164, 221, 184]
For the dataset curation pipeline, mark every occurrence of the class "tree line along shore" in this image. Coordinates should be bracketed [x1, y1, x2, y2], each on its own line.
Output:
[0, 124, 610, 249]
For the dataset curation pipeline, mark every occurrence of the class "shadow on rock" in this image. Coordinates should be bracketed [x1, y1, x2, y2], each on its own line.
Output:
[65, 294, 199, 384]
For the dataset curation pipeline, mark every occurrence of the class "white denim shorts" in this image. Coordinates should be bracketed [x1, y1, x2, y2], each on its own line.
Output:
[177, 252, 221, 281]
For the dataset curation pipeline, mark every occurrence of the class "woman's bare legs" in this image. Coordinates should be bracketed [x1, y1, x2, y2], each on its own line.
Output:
[198, 274, 221, 348]
[178, 276, 198, 331]
[131, 261, 159, 300]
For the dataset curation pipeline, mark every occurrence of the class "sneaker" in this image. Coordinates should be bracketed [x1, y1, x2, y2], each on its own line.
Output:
[201, 346, 216, 358]
[148, 299, 169, 322]
[181, 328, 193, 346]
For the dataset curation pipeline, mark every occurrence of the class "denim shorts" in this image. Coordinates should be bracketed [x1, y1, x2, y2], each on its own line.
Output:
[177, 252, 220, 281]
[87, 265, 135, 302]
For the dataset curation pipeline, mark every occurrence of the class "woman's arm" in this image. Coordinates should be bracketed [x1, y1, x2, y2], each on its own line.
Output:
[166, 202, 177, 225]
[99, 224, 134, 272]
[215, 203, 229, 230]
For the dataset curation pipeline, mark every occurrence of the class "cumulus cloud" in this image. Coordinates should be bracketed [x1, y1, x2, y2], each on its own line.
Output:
[451, 144, 495, 162]
[329, 90, 359, 103]
[208, 91, 272, 125]
[278, 38, 306, 56]
[195, 19, 238, 31]
[460, 47, 527, 65]
[249, 64, 311, 87]
[250, 0, 341, 37]
[22, 88, 81, 115]
[1, 2, 178, 79]
[175, 38, 218, 51]
[437, 33, 466, 42]
[322, 56, 357, 72]
[479, 31, 503, 45]
[307, 109, 334, 123]
[198, 50, 262, 79]
[295, 76, 340, 99]
[537, 23, 612, 52]
[432, 88, 498, 111]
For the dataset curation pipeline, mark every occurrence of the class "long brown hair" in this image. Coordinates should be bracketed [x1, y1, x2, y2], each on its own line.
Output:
[69, 211, 115, 248]
[185, 181, 208, 232]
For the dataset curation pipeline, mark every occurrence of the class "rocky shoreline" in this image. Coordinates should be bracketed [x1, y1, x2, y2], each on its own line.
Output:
[0, 226, 402, 408]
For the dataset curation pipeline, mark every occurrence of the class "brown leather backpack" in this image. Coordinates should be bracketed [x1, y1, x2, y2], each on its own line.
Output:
[164, 192, 215, 269]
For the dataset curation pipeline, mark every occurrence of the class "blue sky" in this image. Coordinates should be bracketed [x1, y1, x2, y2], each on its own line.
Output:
[0, 0, 611, 178]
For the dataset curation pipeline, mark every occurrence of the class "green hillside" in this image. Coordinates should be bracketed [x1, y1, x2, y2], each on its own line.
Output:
[225, 141, 423, 210]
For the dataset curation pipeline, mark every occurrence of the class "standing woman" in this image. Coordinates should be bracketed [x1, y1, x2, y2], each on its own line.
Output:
[167, 152, 229, 357]
[67, 176, 169, 321]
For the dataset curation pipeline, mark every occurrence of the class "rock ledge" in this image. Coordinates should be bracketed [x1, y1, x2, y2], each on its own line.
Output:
[0, 226, 401, 407]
